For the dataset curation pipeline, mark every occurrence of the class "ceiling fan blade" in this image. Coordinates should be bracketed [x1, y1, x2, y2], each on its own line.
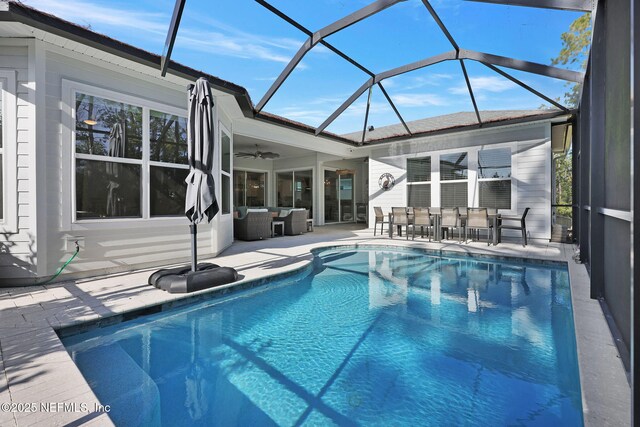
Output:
[235, 152, 256, 158]
[260, 152, 280, 159]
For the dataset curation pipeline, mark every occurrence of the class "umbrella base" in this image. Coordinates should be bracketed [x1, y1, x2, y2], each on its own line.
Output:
[148, 263, 239, 294]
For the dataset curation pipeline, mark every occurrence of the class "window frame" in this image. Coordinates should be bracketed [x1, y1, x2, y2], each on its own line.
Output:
[406, 156, 431, 208]
[65, 80, 193, 227]
[477, 147, 513, 210]
[439, 151, 468, 208]
[0, 70, 17, 233]
[219, 122, 232, 216]
[233, 168, 268, 208]
[148, 109, 190, 217]
[275, 166, 315, 216]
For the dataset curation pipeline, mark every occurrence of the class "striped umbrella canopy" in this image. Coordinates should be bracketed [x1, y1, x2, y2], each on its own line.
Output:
[185, 77, 219, 224]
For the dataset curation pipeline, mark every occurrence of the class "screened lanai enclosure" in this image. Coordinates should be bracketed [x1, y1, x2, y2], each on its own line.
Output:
[162, 0, 585, 144]
[159, 0, 638, 423]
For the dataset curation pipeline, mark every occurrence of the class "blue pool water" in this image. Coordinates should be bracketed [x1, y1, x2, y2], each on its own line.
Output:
[62, 247, 583, 426]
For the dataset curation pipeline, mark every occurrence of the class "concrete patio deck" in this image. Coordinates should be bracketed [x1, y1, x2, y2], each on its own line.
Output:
[0, 224, 630, 426]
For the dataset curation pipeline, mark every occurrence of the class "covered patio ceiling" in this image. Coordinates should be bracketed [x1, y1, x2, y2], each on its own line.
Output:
[161, 0, 590, 145]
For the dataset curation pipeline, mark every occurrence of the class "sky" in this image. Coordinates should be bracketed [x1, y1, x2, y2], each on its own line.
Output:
[22, 0, 586, 135]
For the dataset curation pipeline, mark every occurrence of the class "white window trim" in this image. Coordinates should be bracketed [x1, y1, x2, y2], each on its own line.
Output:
[406, 155, 432, 207]
[233, 168, 269, 208]
[0, 70, 17, 233]
[219, 122, 232, 216]
[477, 147, 513, 210]
[62, 79, 193, 230]
[275, 166, 316, 209]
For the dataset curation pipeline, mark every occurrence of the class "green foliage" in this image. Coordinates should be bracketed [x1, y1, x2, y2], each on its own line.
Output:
[551, 13, 592, 107]
[554, 150, 573, 218]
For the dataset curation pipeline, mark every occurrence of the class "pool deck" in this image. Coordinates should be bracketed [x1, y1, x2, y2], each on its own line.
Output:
[0, 224, 630, 426]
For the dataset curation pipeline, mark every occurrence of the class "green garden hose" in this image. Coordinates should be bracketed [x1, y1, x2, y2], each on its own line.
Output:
[34, 241, 80, 285]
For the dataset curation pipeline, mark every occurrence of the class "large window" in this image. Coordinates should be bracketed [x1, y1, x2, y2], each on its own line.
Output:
[75, 93, 143, 219]
[478, 148, 511, 209]
[149, 110, 189, 216]
[407, 157, 431, 207]
[220, 127, 231, 215]
[277, 170, 313, 218]
[440, 152, 468, 208]
[74, 90, 191, 220]
[233, 170, 267, 207]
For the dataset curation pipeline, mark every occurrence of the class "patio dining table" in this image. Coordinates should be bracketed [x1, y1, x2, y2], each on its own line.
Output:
[387, 208, 501, 244]
[397, 209, 501, 245]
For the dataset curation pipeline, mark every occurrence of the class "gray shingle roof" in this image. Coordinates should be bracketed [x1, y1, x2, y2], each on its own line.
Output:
[342, 109, 561, 143]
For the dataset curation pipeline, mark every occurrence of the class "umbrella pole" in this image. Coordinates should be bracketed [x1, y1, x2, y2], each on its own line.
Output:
[190, 222, 197, 272]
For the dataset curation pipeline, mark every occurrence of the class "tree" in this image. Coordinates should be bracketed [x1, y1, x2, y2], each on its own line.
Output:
[551, 13, 592, 107]
[549, 14, 591, 234]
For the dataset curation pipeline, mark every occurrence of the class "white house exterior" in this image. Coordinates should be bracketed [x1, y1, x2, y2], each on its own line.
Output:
[367, 122, 553, 239]
[0, 1, 565, 285]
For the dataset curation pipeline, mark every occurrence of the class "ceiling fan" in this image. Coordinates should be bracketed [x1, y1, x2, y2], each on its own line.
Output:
[235, 144, 280, 160]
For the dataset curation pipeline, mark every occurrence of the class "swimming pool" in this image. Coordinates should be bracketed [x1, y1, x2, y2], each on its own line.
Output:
[62, 246, 583, 426]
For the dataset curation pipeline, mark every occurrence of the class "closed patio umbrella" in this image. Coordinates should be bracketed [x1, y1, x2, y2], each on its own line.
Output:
[148, 77, 237, 293]
[106, 122, 125, 216]
[185, 78, 219, 271]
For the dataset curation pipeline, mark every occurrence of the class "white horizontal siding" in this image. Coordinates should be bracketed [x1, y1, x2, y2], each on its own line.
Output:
[0, 43, 35, 280]
[368, 156, 407, 226]
[514, 139, 552, 240]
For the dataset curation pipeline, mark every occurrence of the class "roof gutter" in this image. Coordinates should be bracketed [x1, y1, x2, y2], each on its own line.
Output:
[361, 109, 576, 146]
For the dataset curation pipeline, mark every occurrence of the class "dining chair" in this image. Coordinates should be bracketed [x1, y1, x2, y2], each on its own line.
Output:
[466, 208, 492, 245]
[373, 206, 390, 236]
[391, 207, 413, 240]
[499, 207, 530, 246]
[413, 207, 432, 240]
[440, 208, 465, 242]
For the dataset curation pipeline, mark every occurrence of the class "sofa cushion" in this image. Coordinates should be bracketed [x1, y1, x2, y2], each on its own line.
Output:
[279, 209, 290, 217]
[247, 208, 268, 213]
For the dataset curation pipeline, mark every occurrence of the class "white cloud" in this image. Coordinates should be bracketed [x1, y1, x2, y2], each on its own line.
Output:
[177, 30, 293, 64]
[24, 0, 304, 65]
[449, 76, 516, 95]
[270, 107, 329, 124]
[24, 0, 167, 34]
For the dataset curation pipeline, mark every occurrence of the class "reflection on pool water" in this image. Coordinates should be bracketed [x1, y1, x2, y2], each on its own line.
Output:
[62, 246, 583, 426]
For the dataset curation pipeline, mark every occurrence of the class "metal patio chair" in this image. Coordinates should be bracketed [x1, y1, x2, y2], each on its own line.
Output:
[373, 206, 390, 236]
[391, 207, 413, 240]
[412, 207, 432, 240]
[466, 208, 493, 245]
[499, 207, 530, 247]
[441, 208, 465, 242]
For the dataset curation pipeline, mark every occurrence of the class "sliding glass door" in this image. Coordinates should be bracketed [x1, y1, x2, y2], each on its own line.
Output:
[324, 170, 339, 223]
[233, 170, 267, 208]
[324, 170, 355, 223]
[276, 170, 313, 218]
